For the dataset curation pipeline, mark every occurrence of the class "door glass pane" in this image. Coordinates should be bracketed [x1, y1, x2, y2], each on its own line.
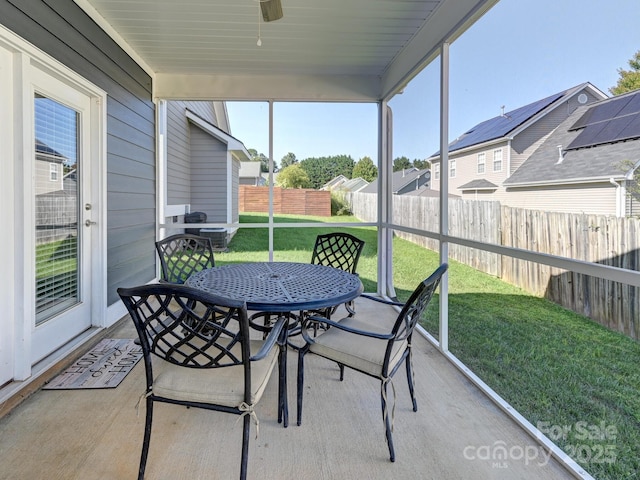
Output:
[34, 94, 80, 324]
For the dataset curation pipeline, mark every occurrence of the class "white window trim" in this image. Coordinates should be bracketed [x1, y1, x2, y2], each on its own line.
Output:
[477, 152, 485, 174]
[493, 148, 503, 172]
[434, 163, 440, 180]
[449, 159, 456, 178]
[49, 162, 58, 181]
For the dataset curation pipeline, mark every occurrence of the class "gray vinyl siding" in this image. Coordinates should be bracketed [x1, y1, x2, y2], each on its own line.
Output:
[504, 183, 617, 216]
[510, 88, 601, 173]
[167, 102, 191, 204]
[232, 159, 240, 221]
[1, 0, 156, 305]
[511, 108, 567, 172]
[190, 125, 228, 221]
[166, 101, 219, 206]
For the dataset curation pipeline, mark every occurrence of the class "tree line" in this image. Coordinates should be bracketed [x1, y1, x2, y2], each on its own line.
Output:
[247, 149, 431, 189]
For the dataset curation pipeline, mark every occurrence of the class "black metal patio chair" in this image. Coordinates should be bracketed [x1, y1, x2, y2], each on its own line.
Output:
[296, 263, 448, 462]
[118, 283, 287, 480]
[301, 232, 365, 333]
[310, 232, 365, 314]
[155, 233, 216, 284]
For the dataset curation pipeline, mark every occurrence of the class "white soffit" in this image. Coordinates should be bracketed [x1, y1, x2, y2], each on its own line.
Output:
[78, 0, 498, 102]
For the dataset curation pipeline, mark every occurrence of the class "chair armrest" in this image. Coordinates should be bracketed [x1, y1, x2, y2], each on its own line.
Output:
[360, 293, 405, 307]
[301, 314, 394, 341]
[250, 315, 287, 361]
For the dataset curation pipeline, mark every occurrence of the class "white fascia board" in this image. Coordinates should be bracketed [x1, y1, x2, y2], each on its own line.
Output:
[381, 0, 499, 100]
[507, 83, 608, 140]
[232, 150, 251, 163]
[429, 137, 508, 163]
[73, 0, 155, 79]
[505, 176, 627, 188]
[154, 73, 380, 102]
[185, 110, 250, 160]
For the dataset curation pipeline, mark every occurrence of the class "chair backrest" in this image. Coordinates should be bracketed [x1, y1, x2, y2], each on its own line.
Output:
[310, 233, 365, 274]
[155, 233, 215, 284]
[117, 283, 252, 393]
[391, 263, 448, 343]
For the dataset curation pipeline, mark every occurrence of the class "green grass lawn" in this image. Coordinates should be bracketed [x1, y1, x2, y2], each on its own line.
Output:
[218, 213, 639, 479]
[36, 236, 77, 279]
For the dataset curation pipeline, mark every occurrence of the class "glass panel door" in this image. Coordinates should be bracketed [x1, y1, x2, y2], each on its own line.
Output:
[34, 94, 80, 324]
[29, 65, 93, 364]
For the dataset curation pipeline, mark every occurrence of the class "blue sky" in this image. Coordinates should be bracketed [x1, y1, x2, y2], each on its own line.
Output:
[227, 0, 640, 166]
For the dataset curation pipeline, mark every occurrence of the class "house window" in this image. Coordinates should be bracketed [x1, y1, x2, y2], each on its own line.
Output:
[477, 153, 486, 174]
[50, 163, 59, 181]
[493, 148, 503, 172]
[450, 159, 456, 178]
[434, 163, 440, 180]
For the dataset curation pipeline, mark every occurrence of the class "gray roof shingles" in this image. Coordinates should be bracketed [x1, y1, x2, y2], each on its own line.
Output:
[505, 92, 640, 186]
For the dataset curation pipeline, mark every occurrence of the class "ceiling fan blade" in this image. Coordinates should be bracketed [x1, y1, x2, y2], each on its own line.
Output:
[260, 0, 283, 22]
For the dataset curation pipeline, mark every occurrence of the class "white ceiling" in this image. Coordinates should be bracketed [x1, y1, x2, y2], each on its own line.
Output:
[77, 0, 498, 101]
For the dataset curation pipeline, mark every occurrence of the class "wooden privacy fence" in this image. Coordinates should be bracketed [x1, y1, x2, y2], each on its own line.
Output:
[348, 191, 640, 340]
[239, 185, 331, 216]
[35, 193, 77, 244]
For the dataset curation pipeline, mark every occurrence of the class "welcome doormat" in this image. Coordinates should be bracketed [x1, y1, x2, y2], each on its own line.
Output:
[43, 338, 143, 390]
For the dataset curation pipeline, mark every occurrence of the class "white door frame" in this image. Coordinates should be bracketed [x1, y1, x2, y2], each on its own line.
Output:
[0, 24, 107, 383]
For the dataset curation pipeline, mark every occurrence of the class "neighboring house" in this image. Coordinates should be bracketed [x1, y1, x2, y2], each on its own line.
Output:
[239, 161, 267, 186]
[337, 177, 369, 193]
[428, 83, 608, 204]
[406, 186, 460, 198]
[164, 102, 250, 233]
[34, 139, 65, 195]
[503, 88, 640, 216]
[360, 167, 430, 195]
[321, 174, 349, 190]
[322, 175, 369, 192]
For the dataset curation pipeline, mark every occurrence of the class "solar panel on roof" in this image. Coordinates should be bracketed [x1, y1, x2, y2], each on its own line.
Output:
[618, 113, 640, 141]
[570, 95, 632, 130]
[569, 109, 595, 131]
[590, 115, 636, 145]
[566, 107, 640, 150]
[566, 122, 608, 150]
[448, 92, 563, 152]
[617, 93, 640, 117]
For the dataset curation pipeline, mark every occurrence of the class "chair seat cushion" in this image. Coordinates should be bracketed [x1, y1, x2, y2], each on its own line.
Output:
[151, 340, 278, 407]
[308, 316, 407, 377]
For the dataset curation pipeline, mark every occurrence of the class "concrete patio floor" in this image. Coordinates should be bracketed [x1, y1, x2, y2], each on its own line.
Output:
[0, 298, 579, 479]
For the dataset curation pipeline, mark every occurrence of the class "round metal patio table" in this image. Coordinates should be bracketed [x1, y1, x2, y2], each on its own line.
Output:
[185, 261, 364, 313]
[185, 261, 364, 428]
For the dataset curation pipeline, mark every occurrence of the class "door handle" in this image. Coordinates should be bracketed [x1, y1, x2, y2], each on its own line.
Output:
[85, 220, 97, 227]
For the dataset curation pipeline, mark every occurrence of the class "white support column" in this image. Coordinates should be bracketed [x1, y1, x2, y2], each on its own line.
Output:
[377, 100, 393, 296]
[156, 99, 168, 241]
[439, 43, 450, 352]
[268, 100, 274, 261]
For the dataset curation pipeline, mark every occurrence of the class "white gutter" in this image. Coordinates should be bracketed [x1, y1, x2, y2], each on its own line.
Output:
[609, 177, 621, 217]
[506, 176, 626, 188]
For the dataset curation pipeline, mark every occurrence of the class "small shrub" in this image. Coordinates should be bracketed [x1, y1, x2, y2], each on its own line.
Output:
[331, 191, 352, 216]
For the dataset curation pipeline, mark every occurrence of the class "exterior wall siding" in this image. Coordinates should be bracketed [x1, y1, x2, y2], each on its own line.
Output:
[190, 125, 228, 221]
[504, 183, 617, 216]
[166, 102, 191, 204]
[0, 0, 156, 306]
[431, 140, 511, 196]
[232, 159, 240, 221]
